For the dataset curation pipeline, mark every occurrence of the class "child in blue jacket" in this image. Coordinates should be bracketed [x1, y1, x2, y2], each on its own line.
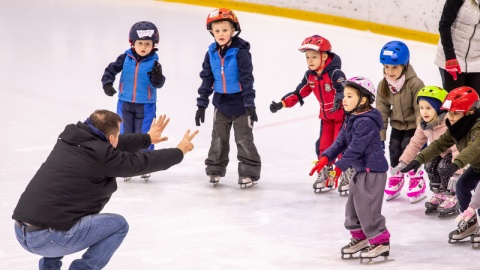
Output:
[310, 76, 390, 263]
[194, 8, 261, 188]
[101, 21, 165, 180]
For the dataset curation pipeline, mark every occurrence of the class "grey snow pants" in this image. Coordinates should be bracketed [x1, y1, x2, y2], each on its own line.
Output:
[205, 109, 261, 180]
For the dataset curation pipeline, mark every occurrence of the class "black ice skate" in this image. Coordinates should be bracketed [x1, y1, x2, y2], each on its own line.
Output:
[438, 193, 460, 219]
[424, 193, 444, 215]
[238, 176, 257, 189]
[341, 238, 368, 259]
[141, 173, 151, 182]
[359, 243, 392, 264]
[449, 215, 478, 244]
[209, 175, 221, 187]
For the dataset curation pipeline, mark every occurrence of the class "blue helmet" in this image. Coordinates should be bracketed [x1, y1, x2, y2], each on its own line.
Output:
[379, 41, 410, 65]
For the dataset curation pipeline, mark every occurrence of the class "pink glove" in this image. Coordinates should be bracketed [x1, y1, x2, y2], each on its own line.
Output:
[455, 206, 476, 224]
[309, 156, 329, 176]
[445, 59, 461, 81]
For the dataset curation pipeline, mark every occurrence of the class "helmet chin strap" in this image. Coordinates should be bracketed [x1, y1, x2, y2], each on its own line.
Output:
[348, 94, 367, 114]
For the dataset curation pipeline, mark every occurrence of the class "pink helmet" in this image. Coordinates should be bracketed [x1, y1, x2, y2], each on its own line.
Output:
[342, 76, 376, 103]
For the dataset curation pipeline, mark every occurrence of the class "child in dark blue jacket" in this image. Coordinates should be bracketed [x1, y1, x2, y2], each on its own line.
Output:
[101, 21, 165, 181]
[194, 8, 261, 188]
[310, 76, 390, 263]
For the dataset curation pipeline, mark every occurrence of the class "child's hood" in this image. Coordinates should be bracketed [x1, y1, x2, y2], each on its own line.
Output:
[353, 109, 384, 130]
[230, 37, 250, 50]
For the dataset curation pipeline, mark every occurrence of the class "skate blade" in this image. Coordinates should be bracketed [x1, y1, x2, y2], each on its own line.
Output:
[438, 211, 460, 219]
[424, 209, 439, 215]
[360, 255, 394, 265]
[211, 182, 219, 187]
[339, 190, 349, 196]
[124, 177, 132, 182]
[341, 253, 361, 260]
[448, 238, 472, 244]
[240, 181, 257, 189]
[471, 240, 480, 249]
[385, 193, 400, 201]
[313, 187, 334, 194]
[409, 194, 427, 204]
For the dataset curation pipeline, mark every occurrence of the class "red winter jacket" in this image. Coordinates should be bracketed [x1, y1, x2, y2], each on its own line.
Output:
[281, 53, 346, 121]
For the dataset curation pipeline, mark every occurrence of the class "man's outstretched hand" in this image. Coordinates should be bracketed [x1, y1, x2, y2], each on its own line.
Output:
[147, 115, 170, 144]
[177, 129, 199, 155]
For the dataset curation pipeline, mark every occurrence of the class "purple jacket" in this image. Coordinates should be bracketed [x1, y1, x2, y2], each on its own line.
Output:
[322, 109, 388, 173]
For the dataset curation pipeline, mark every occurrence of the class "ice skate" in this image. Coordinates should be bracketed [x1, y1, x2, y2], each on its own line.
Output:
[239, 176, 257, 189]
[438, 194, 460, 219]
[406, 170, 426, 203]
[124, 176, 132, 182]
[209, 175, 221, 187]
[312, 165, 333, 193]
[359, 243, 392, 264]
[141, 173, 151, 182]
[384, 170, 405, 201]
[338, 167, 354, 196]
[449, 215, 478, 244]
[424, 193, 444, 215]
[470, 230, 480, 249]
[340, 238, 368, 259]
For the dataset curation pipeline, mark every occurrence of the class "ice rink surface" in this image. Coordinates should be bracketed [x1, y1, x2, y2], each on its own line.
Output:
[0, 0, 476, 269]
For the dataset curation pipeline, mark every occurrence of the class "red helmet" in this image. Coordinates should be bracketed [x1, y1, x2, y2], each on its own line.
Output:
[206, 8, 241, 32]
[298, 35, 331, 52]
[440, 86, 479, 112]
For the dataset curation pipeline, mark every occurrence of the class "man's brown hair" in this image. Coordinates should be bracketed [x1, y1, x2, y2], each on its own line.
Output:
[89, 110, 122, 137]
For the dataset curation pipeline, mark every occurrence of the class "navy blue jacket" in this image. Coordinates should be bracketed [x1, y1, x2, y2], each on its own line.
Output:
[196, 37, 256, 116]
[322, 109, 388, 172]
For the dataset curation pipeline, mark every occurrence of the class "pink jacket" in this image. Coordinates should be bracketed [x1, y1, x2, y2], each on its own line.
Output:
[399, 113, 460, 169]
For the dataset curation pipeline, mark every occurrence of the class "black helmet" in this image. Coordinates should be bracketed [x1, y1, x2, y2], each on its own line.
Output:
[128, 21, 159, 45]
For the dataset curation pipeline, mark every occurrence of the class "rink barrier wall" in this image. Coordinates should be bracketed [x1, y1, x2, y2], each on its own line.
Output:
[160, 0, 440, 44]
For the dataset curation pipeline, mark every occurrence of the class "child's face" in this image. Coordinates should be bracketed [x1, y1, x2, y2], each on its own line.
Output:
[305, 50, 327, 71]
[133, 40, 154, 57]
[446, 111, 465, 125]
[343, 86, 362, 112]
[383, 64, 404, 80]
[210, 21, 235, 47]
[419, 100, 437, 123]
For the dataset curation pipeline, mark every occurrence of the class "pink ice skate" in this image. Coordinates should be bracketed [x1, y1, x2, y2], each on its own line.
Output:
[384, 169, 405, 201]
[406, 170, 426, 203]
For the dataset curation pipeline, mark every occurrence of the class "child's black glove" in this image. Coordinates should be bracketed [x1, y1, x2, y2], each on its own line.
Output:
[147, 61, 163, 83]
[270, 101, 283, 113]
[246, 107, 258, 126]
[330, 99, 342, 113]
[440, 163, 459, 180]
[103, 84, 117, 96]
[400, 160, 421, 173]
[195, 106, 206, 126]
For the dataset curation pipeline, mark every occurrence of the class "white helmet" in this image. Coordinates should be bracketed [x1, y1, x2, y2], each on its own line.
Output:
[342, 76, 376, 103]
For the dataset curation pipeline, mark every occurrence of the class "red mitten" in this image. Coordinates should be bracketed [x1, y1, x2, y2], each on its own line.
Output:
[309, 156, 329, 176]
[445, 59, 461, 81]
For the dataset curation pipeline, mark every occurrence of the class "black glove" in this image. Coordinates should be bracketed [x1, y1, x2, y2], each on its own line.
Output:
[330, 99, 342, 113]
[440, 163, 459, 180]
[147, 61, 163, 83]
[195, 106, 206, 126]
[381, 141, 385, 150]
[246, 107, 258, 126]
[103, 84, 117, 96]
[400, 160, 421, 173]
[270, 101, 283, 113]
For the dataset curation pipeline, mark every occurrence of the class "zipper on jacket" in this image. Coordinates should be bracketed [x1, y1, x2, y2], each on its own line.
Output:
[132, 61, 139, 102]
[464, 21, 479, 72]
[218, 51, 227, 93]
[148, 85, 151, 100]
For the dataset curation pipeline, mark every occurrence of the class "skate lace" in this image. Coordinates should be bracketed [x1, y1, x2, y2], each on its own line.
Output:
[348, 238, 364, 247]
[458, 216, 477, 233]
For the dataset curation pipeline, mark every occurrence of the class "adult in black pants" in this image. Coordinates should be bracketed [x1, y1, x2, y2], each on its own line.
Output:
[435, 0, 480, 93]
